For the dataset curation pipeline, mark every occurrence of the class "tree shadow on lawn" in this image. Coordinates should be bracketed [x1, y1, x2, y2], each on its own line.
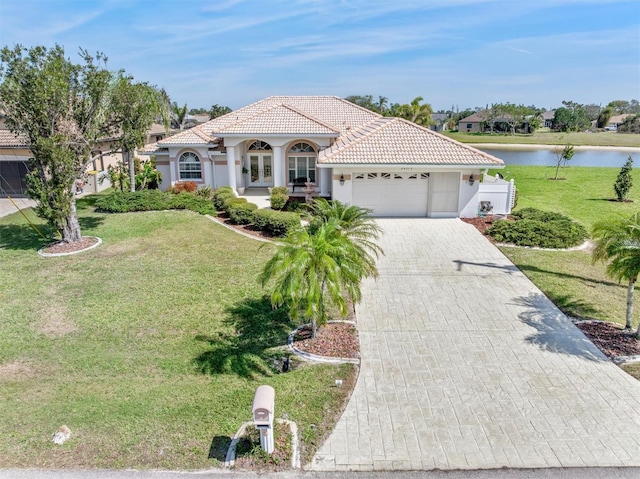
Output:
[0, 223, 51, 250]
[517, 263, 618, 288]
[513, 292, 606, 361]
[194, 296, 294, 379]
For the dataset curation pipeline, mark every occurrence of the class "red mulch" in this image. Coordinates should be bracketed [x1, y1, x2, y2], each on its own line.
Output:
[460, 215, 510, 243]
[576, 321, 640, 358]
[41, 236, 99, 254]
[293, 322, 359, 359]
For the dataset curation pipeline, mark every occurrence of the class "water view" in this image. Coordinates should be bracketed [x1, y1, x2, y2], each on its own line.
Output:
[477, 146, 640, 168]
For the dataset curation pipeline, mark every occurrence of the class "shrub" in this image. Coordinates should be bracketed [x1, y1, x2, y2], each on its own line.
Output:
[95, 190, 170, 212]
[271, 186, 289, 196]
[172, 181, 198, 193]
[195, 185, 214, 199]
[213, 187, 235, 210]
[94, 190, 214, 215]
[222, 197, 247, 214]
[253, 209, 301, 237]
[270, 192, 288, 210]
[169, 191, 215, 215]
[228, 202, 258, 224]
[487, 208, 587, 248]
[614, 157, 633, 201]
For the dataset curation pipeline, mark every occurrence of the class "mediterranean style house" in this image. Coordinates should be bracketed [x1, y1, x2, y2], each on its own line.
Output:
[144, 96, 507, 218]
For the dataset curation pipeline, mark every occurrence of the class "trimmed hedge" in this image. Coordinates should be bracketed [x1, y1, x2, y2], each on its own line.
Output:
[94, 190, 214, 215]
[252, 209, 301, 237]
[487, 208, 587, 248]
[270, 192, 288, 210]
[213, 187, 235, 210]
[222, 197, 247, 214]
[228, 202, 258, 225]
[271, 186, 289, 196]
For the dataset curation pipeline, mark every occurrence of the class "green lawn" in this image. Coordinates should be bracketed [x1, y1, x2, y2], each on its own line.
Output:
[0, 200, 355, 469]
[493, 165, 640, 230]
[445, 130, 640, 148]
[492, 165, 640, 330]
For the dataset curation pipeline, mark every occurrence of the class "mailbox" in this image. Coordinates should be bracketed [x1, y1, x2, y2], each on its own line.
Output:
[252, 385, 275, 428]
[252, 385, 275, 454]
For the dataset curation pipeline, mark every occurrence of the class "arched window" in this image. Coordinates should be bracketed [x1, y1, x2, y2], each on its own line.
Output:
[288, 142, 316, 184]
[248, 140, 272, 151]
[179, 151, 201, 180]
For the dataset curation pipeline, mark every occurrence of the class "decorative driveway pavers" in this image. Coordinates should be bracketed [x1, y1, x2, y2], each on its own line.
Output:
[311, 218, 640, 471]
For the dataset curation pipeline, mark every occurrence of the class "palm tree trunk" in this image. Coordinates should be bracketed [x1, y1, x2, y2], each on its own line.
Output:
[626, 277, 636, 329]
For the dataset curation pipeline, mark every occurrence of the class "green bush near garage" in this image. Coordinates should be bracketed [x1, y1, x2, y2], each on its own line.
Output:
[486, 207, 587, 249]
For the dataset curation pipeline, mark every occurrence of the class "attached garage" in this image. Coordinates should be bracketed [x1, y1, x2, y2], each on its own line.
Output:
[0, 160, 28, 197]
[352, 171, 430, 217]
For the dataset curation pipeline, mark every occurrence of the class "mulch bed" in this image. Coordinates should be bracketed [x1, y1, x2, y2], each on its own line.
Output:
[41, 236, 99, 255]
[293, 322, 359, 359]
[461, 215, 509, 243]
[576, 321, 640, 358]
[217, 214, 275, 240]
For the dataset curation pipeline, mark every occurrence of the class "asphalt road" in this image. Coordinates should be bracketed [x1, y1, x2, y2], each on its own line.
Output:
[1, 468, 639, 479]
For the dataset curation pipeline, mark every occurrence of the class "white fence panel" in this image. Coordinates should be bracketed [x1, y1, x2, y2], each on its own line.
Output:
[478, 174, 516, 215]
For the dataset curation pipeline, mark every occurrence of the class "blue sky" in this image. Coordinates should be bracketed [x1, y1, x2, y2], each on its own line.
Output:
[1, 0, 638, 112]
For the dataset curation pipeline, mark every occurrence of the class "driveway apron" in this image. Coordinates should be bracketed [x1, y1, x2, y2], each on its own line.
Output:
[311, 219, 640, 471]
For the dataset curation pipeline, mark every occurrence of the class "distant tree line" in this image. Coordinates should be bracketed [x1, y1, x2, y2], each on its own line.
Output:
[346, 95, 640, 134]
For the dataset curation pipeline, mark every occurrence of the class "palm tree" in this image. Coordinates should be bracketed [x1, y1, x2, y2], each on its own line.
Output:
[307, 198, 384, 262]
[592, 212, 640, 336]
[260, 219, 378, 338]
[172, 102, 188, 130]
[397, 96, 433, 126]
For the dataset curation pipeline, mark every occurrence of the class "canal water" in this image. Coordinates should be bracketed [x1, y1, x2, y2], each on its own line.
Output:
[476, 146, 640, 168]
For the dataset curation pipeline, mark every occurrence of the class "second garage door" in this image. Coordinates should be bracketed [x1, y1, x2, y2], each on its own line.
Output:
[352, 172, 429, 217]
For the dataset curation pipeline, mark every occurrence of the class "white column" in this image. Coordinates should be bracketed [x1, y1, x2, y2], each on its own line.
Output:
[227, 146, 237, 191]
[273, 146, 283, 187]
[169, 154, 176, 185]
[207, 157, 215, 189]
[320, 167, 331, 196]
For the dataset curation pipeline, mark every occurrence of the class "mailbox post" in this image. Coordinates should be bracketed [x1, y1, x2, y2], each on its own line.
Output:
[252, 385, 275, 454]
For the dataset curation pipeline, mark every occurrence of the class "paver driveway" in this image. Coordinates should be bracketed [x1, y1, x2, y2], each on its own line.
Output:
[311, 219, 640, 471]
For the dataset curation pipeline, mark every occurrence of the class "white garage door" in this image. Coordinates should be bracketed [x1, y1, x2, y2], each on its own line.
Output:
[352, 172, 429, 217]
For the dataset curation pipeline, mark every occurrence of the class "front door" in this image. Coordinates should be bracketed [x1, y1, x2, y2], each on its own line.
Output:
[249, 154, 273, 187]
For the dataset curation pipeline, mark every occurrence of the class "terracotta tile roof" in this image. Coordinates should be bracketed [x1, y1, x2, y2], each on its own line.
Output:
[0, 129, 27, 148]
[200, 96, 380, 137]
[157, 127, 217, 146]
[319, 117, 504, 166]
[215, 103, 339, 135]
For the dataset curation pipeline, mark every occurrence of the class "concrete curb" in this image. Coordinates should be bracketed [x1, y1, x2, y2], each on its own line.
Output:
[37, 236, 102, 257]
[288, 320, 360, 365]
[204, 215, 277, 244]
[224, 419, 300, 469]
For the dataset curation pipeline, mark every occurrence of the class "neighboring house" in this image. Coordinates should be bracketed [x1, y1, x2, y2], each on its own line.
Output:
[143, 96, 506, 218]
[542, 110, 555, 129]
[0, 120, 30, 197]
[605, 114, 632, 131]
[457, 111, 486, 133]
[430, 113, 448, 132]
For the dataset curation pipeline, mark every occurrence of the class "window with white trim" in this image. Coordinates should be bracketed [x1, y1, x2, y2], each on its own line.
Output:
[179, 152, 202, 180]
[288, 142, 316, 183]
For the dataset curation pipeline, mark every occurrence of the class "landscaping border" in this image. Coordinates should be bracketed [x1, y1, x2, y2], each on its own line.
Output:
[288, 320, 360, 365]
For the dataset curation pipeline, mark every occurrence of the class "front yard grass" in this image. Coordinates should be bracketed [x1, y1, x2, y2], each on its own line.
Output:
[0, 201, 355, 469]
